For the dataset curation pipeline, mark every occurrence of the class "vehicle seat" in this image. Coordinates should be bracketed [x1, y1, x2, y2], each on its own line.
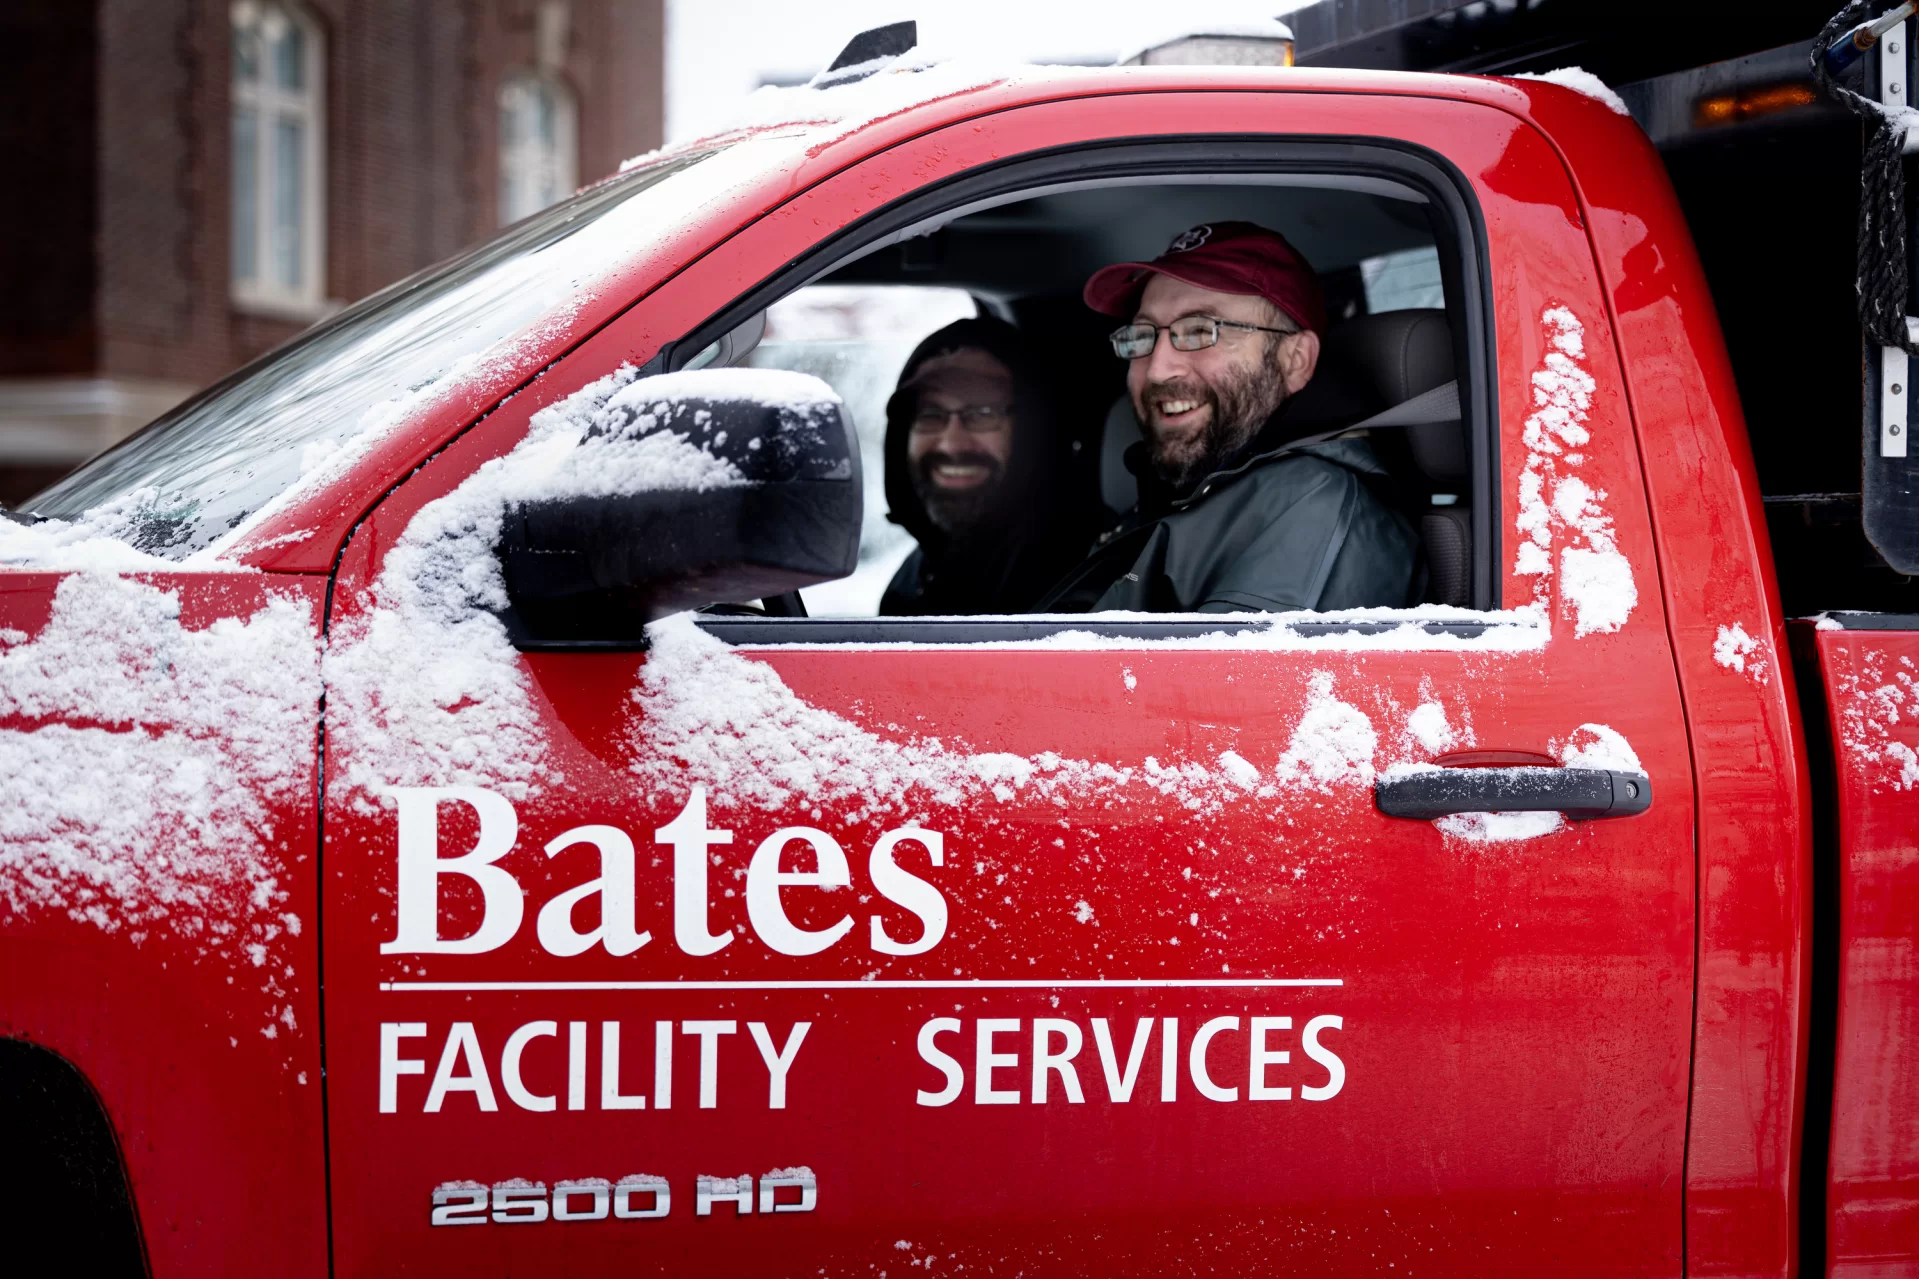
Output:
[1320, 308, 1469, 606]
[1099, 395, 1141, 516]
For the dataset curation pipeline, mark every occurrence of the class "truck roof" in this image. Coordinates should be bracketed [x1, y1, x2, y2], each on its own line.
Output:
[653, 59, 1598, 172]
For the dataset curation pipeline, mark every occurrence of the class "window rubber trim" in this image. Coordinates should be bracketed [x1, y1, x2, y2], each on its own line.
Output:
[572, 134, 1498, 649]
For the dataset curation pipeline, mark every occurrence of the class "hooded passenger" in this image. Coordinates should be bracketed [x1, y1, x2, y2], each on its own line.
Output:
[880, 317, 1098, 615]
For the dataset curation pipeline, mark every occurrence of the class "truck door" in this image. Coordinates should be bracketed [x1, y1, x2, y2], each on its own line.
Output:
[319, 90, 1696, 1276]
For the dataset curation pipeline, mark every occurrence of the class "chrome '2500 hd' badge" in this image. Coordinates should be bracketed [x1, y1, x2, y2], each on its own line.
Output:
[431, 1170, 816, 1225]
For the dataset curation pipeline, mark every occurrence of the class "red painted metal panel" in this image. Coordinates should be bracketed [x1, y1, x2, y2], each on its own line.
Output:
[1521, 80, 1814, 1278]
[0, 571, 329, 1277]
[317, 90, 1697, 1275]
[1810, 625, 1919, 1278]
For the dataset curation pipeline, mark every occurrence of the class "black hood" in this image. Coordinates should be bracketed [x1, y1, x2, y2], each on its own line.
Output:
[882, 316, 1069, 549]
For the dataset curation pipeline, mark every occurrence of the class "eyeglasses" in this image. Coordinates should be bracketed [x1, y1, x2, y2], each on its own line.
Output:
[1109, 315, 1298, 360]
[909, 404, 1014, 434]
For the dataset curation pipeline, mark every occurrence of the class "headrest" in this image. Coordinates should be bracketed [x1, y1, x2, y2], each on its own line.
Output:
[1100, 395, 1141, 515]
[1320, 308, 1465, 487]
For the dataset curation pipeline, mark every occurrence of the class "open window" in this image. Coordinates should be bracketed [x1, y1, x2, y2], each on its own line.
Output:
[656, 141, 1494, 633]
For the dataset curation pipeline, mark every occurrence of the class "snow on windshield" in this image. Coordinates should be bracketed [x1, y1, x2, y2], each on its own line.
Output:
[19, 137, 807, 566]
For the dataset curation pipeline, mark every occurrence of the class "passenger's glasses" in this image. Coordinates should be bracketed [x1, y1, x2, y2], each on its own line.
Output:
[1109, 315, 1297, 359]
[910, 404, 1013, 434]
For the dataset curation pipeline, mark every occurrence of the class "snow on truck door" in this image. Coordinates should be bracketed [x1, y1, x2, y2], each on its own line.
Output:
[317, 91, 1696, 1275]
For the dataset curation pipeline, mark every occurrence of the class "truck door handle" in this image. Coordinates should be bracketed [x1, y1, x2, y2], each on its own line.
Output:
[1374, 765, 1651, 820]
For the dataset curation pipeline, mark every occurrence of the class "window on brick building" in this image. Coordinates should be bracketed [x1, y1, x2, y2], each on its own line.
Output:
[231, 0, 325, 315]
[499, 72, 578, 225]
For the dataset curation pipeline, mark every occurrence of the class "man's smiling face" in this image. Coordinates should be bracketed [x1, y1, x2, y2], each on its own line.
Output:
[1126, 273, 1319, 490]
[905, 348, 1018, 534]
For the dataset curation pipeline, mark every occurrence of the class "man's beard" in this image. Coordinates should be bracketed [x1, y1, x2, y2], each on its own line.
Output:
[912, 449, 1009, 535]
[1135, 358, 1289, 491]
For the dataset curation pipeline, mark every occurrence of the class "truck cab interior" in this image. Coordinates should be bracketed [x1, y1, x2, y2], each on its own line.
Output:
[679, 174, 1482, 617]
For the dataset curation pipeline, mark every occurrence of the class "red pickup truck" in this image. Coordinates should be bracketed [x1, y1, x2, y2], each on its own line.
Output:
[3, 38, 1916, 1279]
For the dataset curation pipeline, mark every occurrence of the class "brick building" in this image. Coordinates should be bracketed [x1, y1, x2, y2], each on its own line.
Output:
[0, 0, 665, 505]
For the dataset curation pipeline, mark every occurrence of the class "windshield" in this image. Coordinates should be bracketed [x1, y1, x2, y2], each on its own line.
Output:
[25, 143, 763, 558]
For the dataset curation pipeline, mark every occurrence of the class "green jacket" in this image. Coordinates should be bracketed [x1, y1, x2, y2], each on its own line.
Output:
[1037, 433, 1422, 614]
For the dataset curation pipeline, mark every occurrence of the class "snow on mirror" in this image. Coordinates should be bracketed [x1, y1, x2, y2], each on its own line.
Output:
[741, 285, 977, 616]
[497, 367, 861, 640]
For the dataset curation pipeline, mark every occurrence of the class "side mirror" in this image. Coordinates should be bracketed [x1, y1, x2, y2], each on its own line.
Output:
[498, 368, 860, 644]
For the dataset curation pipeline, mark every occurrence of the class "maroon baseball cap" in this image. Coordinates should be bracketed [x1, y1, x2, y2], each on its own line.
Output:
[1083, 221, 1328, 335]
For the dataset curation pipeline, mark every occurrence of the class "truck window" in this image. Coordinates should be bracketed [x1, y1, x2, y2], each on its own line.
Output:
[20, 145, 736, 558]
[1360, 246, 1445, 312]
[709, 176, 1477, 620]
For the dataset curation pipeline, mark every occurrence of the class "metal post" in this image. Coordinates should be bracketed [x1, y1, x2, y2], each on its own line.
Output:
[1881, 19, 1910, 458]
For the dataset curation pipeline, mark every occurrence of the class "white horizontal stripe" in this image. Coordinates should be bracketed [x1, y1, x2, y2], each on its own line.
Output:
[380, 977, 1343, 993]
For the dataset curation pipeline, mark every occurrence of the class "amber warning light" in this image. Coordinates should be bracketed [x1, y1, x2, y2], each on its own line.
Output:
[1694, 81, 1820, 128]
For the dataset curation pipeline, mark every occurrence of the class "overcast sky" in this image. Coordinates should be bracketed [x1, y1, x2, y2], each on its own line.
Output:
[664, 1, 1317, 143]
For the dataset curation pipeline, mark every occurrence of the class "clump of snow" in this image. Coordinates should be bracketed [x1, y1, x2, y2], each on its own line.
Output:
[1072, 899, 1097, 925]
[1218, 750, 1261, 790]
[1436, 810, 1567, 843]
[617, 1174, 669, 1188]
[1406, 701, 1456, 754]
[1556, 722, 1643, 773]
[1274, 673, 1377, 789]
[1711, 614, 1765, 675]
[327, 365, 829, 808]
[1834, 646, 1919, 792]
[618, 367, 848, 418]
[1713, 622, 1768, 682]
[1512, 306, 1638, 637]
[1512, 67, 1632, 117]
[1559, 547, 1636, 635]
[1814, 614, 1844, 631]
[0, 574, 320, 1029]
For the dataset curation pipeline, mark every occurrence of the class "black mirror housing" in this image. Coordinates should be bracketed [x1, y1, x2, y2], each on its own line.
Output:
[498, 369, 860, 644]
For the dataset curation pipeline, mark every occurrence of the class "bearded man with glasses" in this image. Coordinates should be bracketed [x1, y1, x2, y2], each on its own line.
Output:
[1036, 222, 1420, 614]
[879, 317, 1101, 615]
